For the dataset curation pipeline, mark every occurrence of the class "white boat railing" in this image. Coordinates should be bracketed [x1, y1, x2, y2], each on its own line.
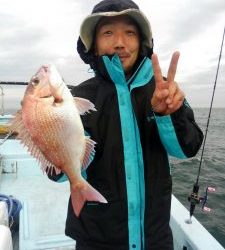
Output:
[171, 196, 224, 250]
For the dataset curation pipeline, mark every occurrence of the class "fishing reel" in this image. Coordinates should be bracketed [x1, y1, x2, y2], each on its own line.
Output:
[199, 186, 216, 212]
[186, 183, 216, 224]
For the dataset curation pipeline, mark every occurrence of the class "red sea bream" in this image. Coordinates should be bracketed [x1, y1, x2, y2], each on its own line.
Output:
[9, 65, 107, 216]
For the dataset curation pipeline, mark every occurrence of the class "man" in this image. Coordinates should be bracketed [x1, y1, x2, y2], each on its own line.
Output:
[49, 0, 203, 249]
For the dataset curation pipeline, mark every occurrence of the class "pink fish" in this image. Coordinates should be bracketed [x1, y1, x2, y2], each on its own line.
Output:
[9, 64, 107, 216]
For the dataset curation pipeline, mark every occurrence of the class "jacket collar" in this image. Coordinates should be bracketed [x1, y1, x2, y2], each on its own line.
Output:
[96, 54, 153, 89]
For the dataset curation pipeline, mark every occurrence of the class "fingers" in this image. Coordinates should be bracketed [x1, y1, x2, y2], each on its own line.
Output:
[151, 88, 169, 105]
[151, 51, 184, 115]
[152, 52, 180, 84]
[164, 52, 181, 108]
[167, 88, 185, 109]
[151, 82, 185, 114]
[161, 96, 184, 115]
[166, 80, 181, 106]
[167, 99, 184, 113]
[167, 51, 180, 82]
[151, 53, 164, 84]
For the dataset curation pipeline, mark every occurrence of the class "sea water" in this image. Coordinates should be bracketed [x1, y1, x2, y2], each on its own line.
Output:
[172, 108, 225, 247]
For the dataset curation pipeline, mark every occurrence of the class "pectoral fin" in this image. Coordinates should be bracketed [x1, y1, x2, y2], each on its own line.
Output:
[81, 136, 96, 170]
[74, 97, 96, 115]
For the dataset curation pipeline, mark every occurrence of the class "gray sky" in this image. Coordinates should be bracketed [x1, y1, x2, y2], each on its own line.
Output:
[0, 0, 225, 110]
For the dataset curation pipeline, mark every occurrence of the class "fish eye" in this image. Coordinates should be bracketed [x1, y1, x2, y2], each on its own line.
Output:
[32, 77, 40, 86]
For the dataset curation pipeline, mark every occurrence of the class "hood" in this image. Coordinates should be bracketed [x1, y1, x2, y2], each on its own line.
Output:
[77, 0, 154, 70]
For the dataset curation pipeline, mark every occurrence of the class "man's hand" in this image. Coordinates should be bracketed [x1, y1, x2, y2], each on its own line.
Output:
[151, 51, 185, 115]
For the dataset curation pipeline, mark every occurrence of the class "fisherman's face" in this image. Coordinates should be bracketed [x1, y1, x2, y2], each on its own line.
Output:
[95, 15, 140, 76]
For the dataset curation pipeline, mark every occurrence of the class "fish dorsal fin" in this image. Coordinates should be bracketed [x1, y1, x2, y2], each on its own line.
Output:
[81, 136, 96, 170]
[10, 111, 61, 175]
[74, 97, 96, 115]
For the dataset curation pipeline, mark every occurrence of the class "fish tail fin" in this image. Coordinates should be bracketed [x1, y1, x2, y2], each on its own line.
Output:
[70, 179, 107, 217]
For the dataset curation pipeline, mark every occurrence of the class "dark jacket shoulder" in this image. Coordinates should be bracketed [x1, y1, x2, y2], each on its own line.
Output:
[71, 76, 101, 98]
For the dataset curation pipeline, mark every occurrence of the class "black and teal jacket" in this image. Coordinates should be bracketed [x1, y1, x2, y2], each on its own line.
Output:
[48, 55, 203, 250]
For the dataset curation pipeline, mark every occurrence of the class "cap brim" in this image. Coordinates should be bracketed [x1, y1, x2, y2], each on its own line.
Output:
[80, 9, 153, 52]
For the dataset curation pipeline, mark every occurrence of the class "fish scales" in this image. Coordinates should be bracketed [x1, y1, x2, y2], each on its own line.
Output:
[8, 64, 107, 216]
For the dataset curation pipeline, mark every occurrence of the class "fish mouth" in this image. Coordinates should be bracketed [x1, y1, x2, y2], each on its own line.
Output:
[40, 94, 53, 99]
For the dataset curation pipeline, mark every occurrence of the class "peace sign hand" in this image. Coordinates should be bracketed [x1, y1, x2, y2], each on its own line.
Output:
[151, 51, 185, 115]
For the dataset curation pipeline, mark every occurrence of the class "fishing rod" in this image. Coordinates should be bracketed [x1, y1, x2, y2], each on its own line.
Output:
[0, 81, 28, 85]
[0, 81, 74, 89]
[187, 26, 225, 223]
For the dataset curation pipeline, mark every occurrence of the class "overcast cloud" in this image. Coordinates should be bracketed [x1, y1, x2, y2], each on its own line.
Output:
[0, 0, 224, 109]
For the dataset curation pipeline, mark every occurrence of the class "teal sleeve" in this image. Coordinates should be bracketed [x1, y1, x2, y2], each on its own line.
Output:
[154, 114, 187, 159]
